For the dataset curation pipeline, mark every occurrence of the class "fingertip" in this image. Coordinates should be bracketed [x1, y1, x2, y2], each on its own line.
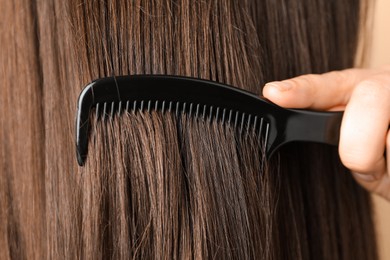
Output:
[262, 82, 289, 98]
[263, 81, 298, 107]
[264, 81, 293, 92]
[262, 83, 282, 102]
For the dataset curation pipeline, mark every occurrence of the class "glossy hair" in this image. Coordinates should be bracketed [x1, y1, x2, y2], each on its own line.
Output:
[0, 0, 377, 259]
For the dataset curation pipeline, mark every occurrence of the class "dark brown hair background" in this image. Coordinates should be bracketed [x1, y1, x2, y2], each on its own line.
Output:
[0, 0, 377, 259]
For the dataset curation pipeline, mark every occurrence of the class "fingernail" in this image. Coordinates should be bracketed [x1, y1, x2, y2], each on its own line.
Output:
[352, 172, 382, 182]
[265, 81, 293, 92]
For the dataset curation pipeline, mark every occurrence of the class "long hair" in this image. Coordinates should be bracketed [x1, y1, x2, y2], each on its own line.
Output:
[0, 0, 377, 259]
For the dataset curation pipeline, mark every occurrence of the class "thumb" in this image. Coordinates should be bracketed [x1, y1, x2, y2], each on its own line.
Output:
[262, 69, 369, 110]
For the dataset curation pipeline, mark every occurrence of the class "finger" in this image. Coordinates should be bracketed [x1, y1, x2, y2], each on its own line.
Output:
[352, 170, 390, 201]
[351, 129, 390, 200]
[339, 75, 390, 179]
[262, 68, 371, 110]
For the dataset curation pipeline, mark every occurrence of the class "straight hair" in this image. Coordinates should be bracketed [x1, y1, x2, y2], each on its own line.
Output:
[0, 0, 377, 259]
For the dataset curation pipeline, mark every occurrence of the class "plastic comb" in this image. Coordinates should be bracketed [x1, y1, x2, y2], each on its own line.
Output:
[75, 75, 343, 166]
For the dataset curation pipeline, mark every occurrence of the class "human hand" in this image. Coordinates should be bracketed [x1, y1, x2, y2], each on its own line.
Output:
[263, 67, 390, 201]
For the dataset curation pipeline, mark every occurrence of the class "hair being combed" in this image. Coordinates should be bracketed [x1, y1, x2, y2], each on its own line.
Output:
[0, 0, 377, 259]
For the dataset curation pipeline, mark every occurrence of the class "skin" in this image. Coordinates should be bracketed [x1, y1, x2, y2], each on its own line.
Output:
[263, 67, 390, 201]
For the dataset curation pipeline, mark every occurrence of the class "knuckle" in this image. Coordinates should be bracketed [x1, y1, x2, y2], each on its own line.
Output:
[328, 70, 348, 83]
[328, 69, 363, 87]
[284, 78, 299, 89]
[288, 77, 305, 88]
[302, 74, 321, 86]
[291, 74, 319, 93]
[293, 74, 317, 84]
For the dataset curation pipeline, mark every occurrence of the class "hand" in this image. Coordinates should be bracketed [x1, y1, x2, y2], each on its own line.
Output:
[263, 67, 390, 201]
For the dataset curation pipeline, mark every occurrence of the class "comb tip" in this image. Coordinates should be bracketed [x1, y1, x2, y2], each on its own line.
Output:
[76, 149, 86, 166]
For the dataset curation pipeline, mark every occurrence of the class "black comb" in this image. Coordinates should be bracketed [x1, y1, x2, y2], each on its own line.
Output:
[76, 75, 343, 166]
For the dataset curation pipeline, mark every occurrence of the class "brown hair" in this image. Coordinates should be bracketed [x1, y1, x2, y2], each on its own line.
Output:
[0, 0, 377, 259]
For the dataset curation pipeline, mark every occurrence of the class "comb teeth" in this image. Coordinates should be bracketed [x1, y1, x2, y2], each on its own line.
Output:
[93, 100, 270, 136]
